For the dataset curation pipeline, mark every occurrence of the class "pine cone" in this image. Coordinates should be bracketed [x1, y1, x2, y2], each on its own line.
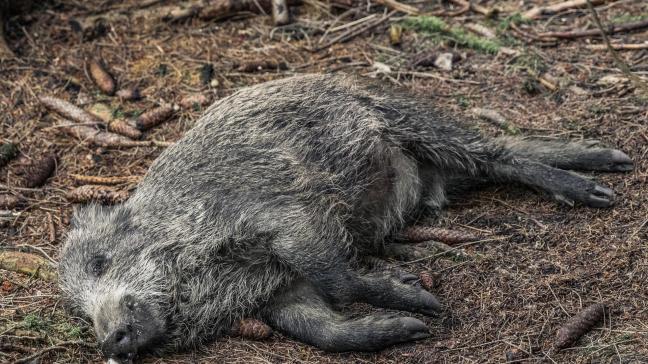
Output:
[109, 119, 142, 139]
[135, 105, 174, 130]
[88, 59, 116, 95]
[230, 318, 273, 340]
[418, 271, 437, 291]
[66, 185, 129, 204]
[17, 154, 56, 188]
[0, 142, 18, 169]
[179, 93, 212, 110]
[71, 174, 141, 186]
[554, 303, 606, 350]
[404, 226, 478, 244]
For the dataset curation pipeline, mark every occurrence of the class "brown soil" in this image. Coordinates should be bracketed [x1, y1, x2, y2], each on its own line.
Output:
[1, 1, 647, 363]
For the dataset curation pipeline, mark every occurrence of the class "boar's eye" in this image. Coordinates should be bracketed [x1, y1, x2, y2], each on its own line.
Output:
[86, 255, 109, 277]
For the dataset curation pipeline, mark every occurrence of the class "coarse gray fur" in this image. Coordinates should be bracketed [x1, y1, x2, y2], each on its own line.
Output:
[58, 74, 633, 362]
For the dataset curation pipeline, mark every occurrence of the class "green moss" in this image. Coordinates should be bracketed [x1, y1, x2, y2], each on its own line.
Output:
[402, 16, 500, 54]
[22, 314, 45, 331]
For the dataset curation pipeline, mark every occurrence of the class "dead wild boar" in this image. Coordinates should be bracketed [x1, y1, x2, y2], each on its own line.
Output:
[59, 74, 633, 363]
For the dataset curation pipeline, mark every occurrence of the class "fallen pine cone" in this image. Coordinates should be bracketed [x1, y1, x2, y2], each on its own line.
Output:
[88, 59, 116, 95]
[67, 185, 129, 204]
[135, 105, 174, 130]
[230, 318, 273, 340]
[116, 87, 141, 101]
[57, 121, 134, 147]
[16, 154, 56, 188]
[0, 142, 18, 169]
[237, 60, 288, 73]
[418, 271, 438, 291]
[109, 119, 142, 139]
[404, 226, 478, 245]
[71, 174, 141, 186]
[554, 303, 606, 350]
[179, 93, 212, 110]
[0, 194, 21, 209]
[39, 96, 104, 126]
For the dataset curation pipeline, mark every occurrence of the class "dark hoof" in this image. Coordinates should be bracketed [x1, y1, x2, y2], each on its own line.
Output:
[606, 150, 634, 172]
[398, 317, 431, 340]
[587, 184, 616, 208]
[418, 290, 443, 316]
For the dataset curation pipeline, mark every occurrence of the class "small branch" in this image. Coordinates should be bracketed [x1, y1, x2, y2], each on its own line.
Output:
[374, 0, 419, 15]
[585, 0, 648, 97]
[523, 0, 608, 20]
[537, 19, 648, 39]
[586, 42, 648, 51]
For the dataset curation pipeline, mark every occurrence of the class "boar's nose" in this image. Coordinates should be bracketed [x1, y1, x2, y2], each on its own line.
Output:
[101, 323, 136, 362]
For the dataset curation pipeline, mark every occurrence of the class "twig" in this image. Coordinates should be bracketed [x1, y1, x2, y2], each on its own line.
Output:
[313, 12, 394, 51]
[537, 19, 648, 39]
[586, 42, 648, 50]
[448, 0, 497, 17]
[374, 0, 419, 15]
[523, 0, 609, 20]
[585, 0, 648, 97]
[14, 341, 87, 364]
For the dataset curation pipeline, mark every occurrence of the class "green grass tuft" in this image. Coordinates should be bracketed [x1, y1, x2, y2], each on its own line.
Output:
[22, 314, 46, 331]
[402, 16, 500, 54]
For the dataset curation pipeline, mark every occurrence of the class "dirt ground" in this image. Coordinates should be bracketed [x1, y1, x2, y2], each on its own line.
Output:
[1, 0, 647, 363]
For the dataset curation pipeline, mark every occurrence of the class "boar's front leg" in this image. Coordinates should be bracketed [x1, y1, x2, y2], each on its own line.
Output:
[271, 224, 441, 315]
[261, 280, 431, 352]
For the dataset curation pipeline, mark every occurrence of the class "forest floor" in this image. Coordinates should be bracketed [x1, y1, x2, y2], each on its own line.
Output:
[1, 0, 647, 363]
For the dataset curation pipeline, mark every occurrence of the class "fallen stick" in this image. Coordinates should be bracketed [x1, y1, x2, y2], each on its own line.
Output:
[39, 96, 104, 126]
[374, 0, 419, 15]
[0, 250, 57, 282]
[537, 19, 648, 39]
[522, 0, 608, 19]
[586, 42, 648, 50]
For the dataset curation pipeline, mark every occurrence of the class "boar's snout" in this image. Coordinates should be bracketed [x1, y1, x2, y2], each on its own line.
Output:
[97, 293, 164, 363]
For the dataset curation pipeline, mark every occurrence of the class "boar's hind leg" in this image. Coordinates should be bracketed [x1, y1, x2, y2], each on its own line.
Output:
[262, 280, 430, 352]
[495, 137, 634, 172]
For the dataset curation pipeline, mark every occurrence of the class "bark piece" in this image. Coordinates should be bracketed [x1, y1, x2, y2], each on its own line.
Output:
[404, 226, 478, 244]
[66, 185, 129, 204]
[230, 318, 273, 340]
[135, 105, 175, 130]
[88, 59, 117, 95]
[554, 303, 606, 350]
[0, 251, 57, 282]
